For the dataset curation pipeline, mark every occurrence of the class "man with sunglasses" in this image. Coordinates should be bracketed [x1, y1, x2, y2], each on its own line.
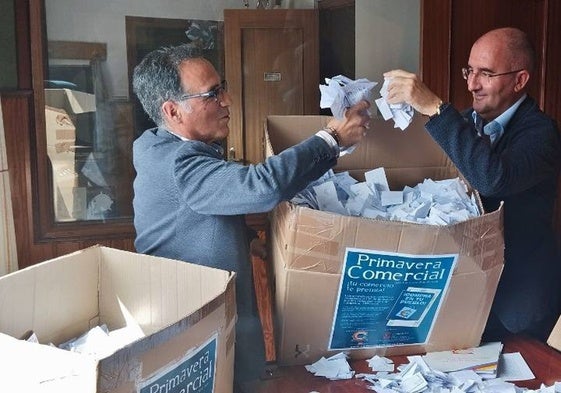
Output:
[383, 27, 561, 342]
[131, 44, 370, 389]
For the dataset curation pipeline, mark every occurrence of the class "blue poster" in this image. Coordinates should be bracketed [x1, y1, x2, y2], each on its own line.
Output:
[329, 248, 457, 350]
[139, 334, 217, 393]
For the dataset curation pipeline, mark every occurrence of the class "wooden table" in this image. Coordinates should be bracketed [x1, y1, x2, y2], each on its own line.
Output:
[241, 335, 561, 392]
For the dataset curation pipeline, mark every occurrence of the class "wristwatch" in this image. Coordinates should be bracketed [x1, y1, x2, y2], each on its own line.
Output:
[430, 100, 446, 119]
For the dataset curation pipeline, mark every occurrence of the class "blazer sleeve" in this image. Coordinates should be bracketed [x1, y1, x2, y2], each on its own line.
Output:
[173, 135, 338, 215]
[424, 102, 561, 197]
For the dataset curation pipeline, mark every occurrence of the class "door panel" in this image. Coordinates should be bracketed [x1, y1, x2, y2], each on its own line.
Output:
[242, 28, 304, 163]
[225, 9, 319, 164]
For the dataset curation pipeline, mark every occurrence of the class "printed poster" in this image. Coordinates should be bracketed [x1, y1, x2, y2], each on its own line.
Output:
[329, 248, 457, 350]
[139, 334, 217, 393]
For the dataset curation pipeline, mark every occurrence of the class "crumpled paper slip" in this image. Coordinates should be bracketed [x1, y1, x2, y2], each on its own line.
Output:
[305, 352, 355, 380]
[58, 323, 145, 359]
[319, 75, 377, 156]
[375, 77, 415, 130]
[320, 75, 377, 119]
[368, 355, 395, 372]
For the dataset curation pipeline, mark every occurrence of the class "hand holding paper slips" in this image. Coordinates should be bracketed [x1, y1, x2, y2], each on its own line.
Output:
[319, 75, 377, 119]
[327, 100, 371, 148]
[382, 69, 444, 117]
[375, 77, 415, 130]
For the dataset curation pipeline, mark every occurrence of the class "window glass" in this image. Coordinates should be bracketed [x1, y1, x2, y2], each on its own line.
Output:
[42, 0, 419, 223]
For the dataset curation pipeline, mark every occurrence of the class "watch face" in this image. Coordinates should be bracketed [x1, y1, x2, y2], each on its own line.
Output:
[437, 101, 447, 116]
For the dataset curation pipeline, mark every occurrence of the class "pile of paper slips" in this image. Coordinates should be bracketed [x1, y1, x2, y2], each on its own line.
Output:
[291, 167, 480, 225]
[305, 351, 556, 393]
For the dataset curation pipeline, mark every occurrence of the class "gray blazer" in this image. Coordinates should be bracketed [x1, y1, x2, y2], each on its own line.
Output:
[133, 127, 337, 315]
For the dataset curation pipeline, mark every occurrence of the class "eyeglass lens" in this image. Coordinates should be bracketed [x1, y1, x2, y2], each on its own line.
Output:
[461, 68, 522, 83]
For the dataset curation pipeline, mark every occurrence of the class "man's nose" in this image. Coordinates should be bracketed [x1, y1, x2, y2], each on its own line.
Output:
[467, 74, 481, 92]
[219, 90, 233, 106]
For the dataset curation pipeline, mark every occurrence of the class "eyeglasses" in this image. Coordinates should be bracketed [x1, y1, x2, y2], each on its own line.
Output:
[178, 80, 228, 102]
[461, 67, 524, 84]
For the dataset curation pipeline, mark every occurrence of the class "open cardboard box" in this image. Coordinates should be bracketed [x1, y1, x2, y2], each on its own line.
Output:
[266, 114, 504, 365]
[0, 246, 236, 392]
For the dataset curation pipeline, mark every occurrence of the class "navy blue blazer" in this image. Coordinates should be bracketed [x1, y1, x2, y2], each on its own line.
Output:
[426, 96, 561, 335]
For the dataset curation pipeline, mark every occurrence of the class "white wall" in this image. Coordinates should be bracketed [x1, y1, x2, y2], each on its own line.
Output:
[355, 0, 420, 85]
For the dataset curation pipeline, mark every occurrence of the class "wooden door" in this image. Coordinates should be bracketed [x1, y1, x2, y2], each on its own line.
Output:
[224, 9, 319, 164]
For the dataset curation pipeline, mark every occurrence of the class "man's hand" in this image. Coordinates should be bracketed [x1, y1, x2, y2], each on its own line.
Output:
[383, 70, 443, 116]
[328, 100, 371, 147]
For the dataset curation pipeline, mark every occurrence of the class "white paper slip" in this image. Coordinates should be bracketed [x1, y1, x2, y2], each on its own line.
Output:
[422, 341, 503, 372]
[497, 352, 535, 381]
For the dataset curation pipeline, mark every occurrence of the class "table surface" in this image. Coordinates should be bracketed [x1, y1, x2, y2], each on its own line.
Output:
[242, 335, 561, 393]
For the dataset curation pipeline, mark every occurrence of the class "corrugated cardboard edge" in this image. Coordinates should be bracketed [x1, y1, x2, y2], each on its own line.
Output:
[547, 315, 561, 351]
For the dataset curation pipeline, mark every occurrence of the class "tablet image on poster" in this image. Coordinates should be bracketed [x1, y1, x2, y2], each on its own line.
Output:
[328, 248, 457, 350]
[386, 287, 441, 327]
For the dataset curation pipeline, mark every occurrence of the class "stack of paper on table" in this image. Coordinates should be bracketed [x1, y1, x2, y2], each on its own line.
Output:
[422, 342, 503, 378]
[308, 347, 537, 390]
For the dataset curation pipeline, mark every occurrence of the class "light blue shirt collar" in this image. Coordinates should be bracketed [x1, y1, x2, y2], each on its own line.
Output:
[472, 94, 526, 144]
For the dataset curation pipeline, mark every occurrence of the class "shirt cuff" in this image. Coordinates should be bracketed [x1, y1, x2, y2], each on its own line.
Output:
[316, 129, 340, 156]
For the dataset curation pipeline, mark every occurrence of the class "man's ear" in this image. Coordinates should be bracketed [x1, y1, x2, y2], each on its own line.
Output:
[162, 101, 180, 123]
[514, 70, 530, 92]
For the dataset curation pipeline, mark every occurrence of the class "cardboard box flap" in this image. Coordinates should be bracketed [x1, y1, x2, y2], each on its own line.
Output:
[266, 114, 454, 178]
[45, 88, 96, 114]
[98, 247, 235, 336]
[547, 315, 561, 351]
[0, 246, 100, 345]
[0, 245, 235, 345]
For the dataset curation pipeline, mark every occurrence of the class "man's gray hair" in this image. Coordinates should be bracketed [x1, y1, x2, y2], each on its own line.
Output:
[132, 44, 202, 127]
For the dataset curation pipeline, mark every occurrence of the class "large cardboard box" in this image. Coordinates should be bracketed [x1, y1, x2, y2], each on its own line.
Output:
[266, 114, 504, 365]
[0, 246, 236, 392]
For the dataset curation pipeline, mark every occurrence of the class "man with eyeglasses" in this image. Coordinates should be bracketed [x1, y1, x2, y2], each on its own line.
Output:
[131, 44, 370, 389]
[383, 27, 561, 343]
